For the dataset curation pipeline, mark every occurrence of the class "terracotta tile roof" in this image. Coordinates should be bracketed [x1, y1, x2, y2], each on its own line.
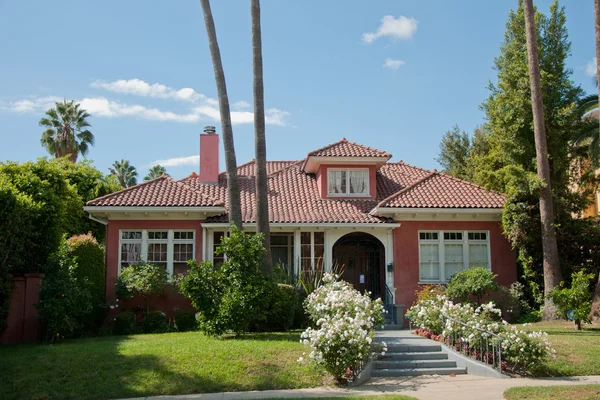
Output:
[231, 160, 300, 176]
[307, 138, 392, 158]
[376, 171, 506, 209]
[182, 163, 394, 224]
[86, 175, 224, 207]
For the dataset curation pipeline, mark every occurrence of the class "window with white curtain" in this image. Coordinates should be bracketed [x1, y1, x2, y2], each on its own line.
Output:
[419, 230, 491, 283]
[120, 231, 142, 270]
[327, 168, 369, 196]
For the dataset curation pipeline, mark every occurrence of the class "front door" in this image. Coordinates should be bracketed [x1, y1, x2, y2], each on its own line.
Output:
[332, 233, 384, 300]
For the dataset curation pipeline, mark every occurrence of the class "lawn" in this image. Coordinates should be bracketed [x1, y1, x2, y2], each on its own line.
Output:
[504, 385, 600, 400]
[269, 397, 416, 400]
[518, 321, 600, 376]
[0, 331, 327, 400]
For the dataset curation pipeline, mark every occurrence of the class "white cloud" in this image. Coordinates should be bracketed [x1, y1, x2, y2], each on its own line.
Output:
[91, 79, 205, 102]
[152, 155, 200, 167]
[586, 57, 597, 77]
[363, 15, 418, 44]
[3, 78, 291, 126]
[383, 58, 406, 70]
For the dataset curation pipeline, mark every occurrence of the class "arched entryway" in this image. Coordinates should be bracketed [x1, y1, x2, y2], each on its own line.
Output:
[332, 232, 385, 300]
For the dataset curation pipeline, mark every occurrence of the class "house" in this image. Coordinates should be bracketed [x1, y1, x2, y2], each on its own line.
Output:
[84, 127, 517, 325]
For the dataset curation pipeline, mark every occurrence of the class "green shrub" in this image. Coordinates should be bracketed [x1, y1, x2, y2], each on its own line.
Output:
[178, 226, 271, 336]
[66, 234, 105, 305]
[142, 311, 169, 334]
[174, 309, 197, 332]
[264, 283, 297, 331]
[497, 282, 533, 323]
[116, 262, 168, 313]
[36, 240, 94, 341]
[445, 267, 499, 304]
[113, 311, 137, 335]
[413, 284, 446, 306]
[547, 270, 595, 330]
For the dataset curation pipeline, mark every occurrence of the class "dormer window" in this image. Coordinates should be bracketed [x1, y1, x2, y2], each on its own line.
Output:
[328, 168, 369, 196]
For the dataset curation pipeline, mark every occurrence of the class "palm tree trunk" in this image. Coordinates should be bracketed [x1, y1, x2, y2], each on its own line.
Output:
[200, 0, 243, 229]
[251, 0, 272, 274]
[590, 0, 600, 321]
[523, 0, 563, 320]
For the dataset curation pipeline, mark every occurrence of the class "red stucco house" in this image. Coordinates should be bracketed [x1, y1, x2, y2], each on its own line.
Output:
[84, 128, 517, 326]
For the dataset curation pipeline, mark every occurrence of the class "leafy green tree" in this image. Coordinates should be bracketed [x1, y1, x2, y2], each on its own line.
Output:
[0, 159, 81, 275]
[109, 159, 138, 188]
[436, 125, 471, 180]
[572, 94, 600, 167]
[472, 1, 588, 312]
[116, 262, 168, 314]
[445, 267, 500, 305]
[548, 270, 594, 330]
[39, 99, 94, 163]
[144, 165, 168, 181]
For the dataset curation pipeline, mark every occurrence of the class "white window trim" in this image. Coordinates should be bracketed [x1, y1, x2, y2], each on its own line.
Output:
[299, 231, 325, 272]
[418, 230, 491, 283]
[327, 168, 370, 197]
[118, 229, 196, 277]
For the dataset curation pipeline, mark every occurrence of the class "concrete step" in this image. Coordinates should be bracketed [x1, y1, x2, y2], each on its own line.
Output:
[386, 344, 442, 353]
[374, 359, 457, 369]
[371, 367, 467, 377]
[381, 351, 448, 361]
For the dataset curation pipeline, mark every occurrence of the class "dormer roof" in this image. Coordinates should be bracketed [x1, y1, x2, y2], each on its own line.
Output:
[302, 138, 392, 173]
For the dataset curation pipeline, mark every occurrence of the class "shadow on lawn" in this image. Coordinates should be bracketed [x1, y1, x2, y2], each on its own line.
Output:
[0, 335, 241, 400]
[222, 331, 302, 343]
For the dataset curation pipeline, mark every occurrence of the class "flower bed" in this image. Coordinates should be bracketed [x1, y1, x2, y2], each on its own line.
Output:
[406, 295, 555, 374]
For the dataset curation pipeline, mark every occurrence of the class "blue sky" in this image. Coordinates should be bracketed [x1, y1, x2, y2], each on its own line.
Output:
[0, 0, 595, 179]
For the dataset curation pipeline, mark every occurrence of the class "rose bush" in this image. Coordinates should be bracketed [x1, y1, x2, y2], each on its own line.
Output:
[407, 294, 555, 374]
[299, 273, 386, 381]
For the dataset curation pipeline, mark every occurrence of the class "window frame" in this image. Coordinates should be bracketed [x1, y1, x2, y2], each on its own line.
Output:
[418, 230, 491, 283]
[327, 168, 370, 197]
[118, 229, 196, 277]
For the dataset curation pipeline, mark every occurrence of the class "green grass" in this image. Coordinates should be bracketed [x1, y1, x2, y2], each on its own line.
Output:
[268, 397, 416, 400]
[0, 331, 327, 400]
[518, 321, 600, 376]
[504, 385, 600, 399]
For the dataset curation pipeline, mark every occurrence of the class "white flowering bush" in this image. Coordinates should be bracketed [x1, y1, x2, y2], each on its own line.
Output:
[407, 294, 555, 374]
[299, 273, 386, 381]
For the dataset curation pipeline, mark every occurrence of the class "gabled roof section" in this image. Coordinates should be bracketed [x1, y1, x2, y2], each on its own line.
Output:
[307, 138, 392, 158]
[86, 174, 224, 207]
[303, 138, 392, 173]
[375, 171, 506, 209]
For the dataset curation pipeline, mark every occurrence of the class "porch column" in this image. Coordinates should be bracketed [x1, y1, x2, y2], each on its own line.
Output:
[385, 228, 396, 303]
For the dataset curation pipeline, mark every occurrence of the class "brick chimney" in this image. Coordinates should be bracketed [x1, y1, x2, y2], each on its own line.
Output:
[199, 126, 219, 183]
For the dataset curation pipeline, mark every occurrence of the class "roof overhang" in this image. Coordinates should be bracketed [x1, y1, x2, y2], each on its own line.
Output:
[83, 206, 227, 221]
[302, 156, 391, 173]
[202, 222, 401, 230]
[370, 207, 503, 221]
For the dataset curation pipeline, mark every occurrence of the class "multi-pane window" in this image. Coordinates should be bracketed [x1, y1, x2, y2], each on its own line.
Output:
[120, 231, 142, 270]
[213, 231, 226, 266]
[419, 230, 491, 282]
[118, 230, 195, 276]
[173, 231, 195, 275]
[147, 231, 168, 270]
[300, 231, 325, 272]
[327, 169, 369, 196]
[270, 233, 294, 269]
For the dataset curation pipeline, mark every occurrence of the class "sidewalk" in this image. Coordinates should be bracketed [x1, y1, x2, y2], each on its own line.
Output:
[121, 375, 600, 400]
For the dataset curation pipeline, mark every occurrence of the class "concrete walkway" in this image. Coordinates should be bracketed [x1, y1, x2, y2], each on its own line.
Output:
[120, 330, 600, 400]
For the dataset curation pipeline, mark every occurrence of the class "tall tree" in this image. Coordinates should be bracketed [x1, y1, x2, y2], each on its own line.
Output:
[199, 0, 243, 229]
[523, 0, 562, 320]
[39, 99, 94, 163]
[251, 0, 272, 273]
[436, 125, 471, 180]
[596, 0, 600, 106]
[109, 160, 138, 188]
[145, 165, 168, 181]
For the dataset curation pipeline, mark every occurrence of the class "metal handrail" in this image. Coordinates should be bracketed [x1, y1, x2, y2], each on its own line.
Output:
[441, 313, 503, 374]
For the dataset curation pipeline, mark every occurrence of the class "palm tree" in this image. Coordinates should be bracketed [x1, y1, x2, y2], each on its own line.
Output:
[145, 165, 168, 181]
[251, 0, 272, 273]
[572, 94, 599, 165]
[523, 0, 563, 320]
[199, 0, 243, 229]
[109, 160, 138, 188]
[39, 99, 94, 163]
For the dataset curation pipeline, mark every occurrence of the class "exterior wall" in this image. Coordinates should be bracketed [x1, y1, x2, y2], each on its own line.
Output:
[392, 221, 517, 317]
[316, 164, 377, 199]
[105, 220, 203, 302]
[1, 274, 44, 345]
[199, 133, 219, 183]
